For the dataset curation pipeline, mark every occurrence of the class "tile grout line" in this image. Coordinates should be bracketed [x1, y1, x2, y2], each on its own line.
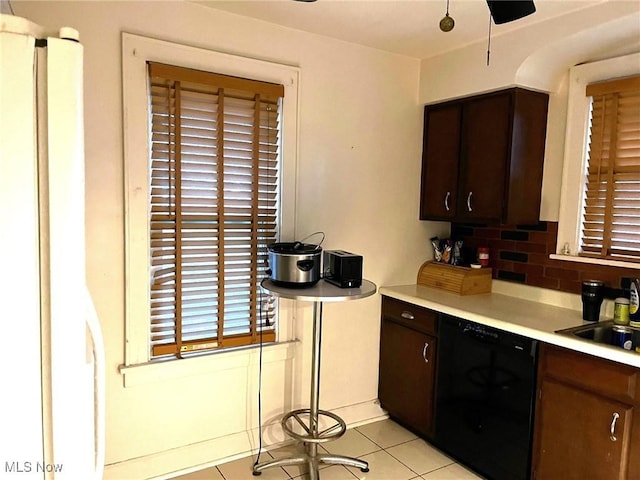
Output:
[327, 428, 385, 459]
[381, 438, 457, 478]
[354, 426, 419, 452]
[173, 421, 471, 480]
[354, 425, 449, 478]
[215, 465, 225, 480]
[346, 428, 422, 479]
[380, 445, 421, 478]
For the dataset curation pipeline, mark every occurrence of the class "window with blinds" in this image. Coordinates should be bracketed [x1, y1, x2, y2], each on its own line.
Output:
[581, 75, 640, 262]
[147, 62, 283, 358]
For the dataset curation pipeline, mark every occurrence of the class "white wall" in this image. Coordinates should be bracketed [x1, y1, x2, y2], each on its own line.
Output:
[15, 1, 440, 478]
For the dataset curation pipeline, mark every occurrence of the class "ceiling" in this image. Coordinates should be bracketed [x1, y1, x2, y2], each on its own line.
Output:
[194, 0, 610, 59]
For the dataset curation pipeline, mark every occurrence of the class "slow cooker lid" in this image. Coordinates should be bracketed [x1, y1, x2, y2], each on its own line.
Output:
[268, 241, 322, 254]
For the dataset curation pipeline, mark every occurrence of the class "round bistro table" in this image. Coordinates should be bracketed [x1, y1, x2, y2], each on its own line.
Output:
[252, 279, 377, 480]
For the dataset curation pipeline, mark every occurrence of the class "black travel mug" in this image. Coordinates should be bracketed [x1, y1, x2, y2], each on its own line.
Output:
[581, 280, 604, 322]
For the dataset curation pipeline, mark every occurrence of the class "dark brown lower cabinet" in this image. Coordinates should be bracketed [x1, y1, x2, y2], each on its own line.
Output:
[532, 344, 640, 480]
[378, 296, 437, 438]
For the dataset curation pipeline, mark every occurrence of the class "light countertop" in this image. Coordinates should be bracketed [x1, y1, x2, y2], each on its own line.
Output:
[379, 283, 640, 368]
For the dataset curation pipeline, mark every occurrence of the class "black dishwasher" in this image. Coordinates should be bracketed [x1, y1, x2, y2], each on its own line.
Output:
[434, 315, 538, 480]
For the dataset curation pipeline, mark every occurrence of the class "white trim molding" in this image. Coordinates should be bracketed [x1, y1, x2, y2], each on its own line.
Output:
[556, 52, 640, 267]
[121, 33, 300, 368]
[549, 254, 640, 270]
[119, 340, 298, 387]
[103, 399, 387, 480]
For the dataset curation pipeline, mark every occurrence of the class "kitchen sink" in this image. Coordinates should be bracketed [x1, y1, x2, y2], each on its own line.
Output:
[556, 320, 640, 352]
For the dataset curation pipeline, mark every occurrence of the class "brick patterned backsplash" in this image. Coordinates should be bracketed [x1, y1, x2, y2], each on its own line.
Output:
[451, 221, 639, 296]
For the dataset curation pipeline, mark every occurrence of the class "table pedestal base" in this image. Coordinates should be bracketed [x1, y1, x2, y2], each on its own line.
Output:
[252, 284, 375, 479]
[252, 449, 369, 480]
[253, 407, 368, 478]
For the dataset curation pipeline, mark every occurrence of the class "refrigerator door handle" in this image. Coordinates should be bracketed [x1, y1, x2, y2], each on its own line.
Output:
[85, 286, 106, 480]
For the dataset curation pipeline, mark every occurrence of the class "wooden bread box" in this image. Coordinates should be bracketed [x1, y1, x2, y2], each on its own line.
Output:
[417, 261, 492, 295]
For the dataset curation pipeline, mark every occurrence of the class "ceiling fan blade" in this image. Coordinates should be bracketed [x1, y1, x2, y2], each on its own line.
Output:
[486, 1, 536, 24]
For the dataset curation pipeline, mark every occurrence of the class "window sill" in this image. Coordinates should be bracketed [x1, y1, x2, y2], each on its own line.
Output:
[119, 340, 298, 387]
[549, 254, 640, 270]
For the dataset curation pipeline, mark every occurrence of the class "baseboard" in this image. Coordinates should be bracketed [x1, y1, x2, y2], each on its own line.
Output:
[329, 399, 388, 428]
[103, 399, 387, 480]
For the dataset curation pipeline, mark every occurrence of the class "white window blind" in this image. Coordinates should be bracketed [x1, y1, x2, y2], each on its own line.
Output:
[147, 62, 283, 358]
[581, 75, 640, 262]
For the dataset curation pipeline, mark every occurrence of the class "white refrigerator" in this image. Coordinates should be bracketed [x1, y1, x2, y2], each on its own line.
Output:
[0, 14, 105, 480]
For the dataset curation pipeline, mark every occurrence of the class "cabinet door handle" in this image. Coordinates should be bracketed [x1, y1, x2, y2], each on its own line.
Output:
[401, 311, 415, 320]
[444, 191, 450, 211]
[422, 342, 429, 363]
[466, 191, 473, 212]
[610, 412, 620, 441]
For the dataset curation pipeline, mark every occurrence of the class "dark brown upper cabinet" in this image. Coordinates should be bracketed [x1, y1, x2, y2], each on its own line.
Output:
[419, 88, 549, 225]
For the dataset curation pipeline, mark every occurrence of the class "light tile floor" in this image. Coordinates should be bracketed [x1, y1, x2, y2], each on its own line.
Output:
[172, 419, 484, 480]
